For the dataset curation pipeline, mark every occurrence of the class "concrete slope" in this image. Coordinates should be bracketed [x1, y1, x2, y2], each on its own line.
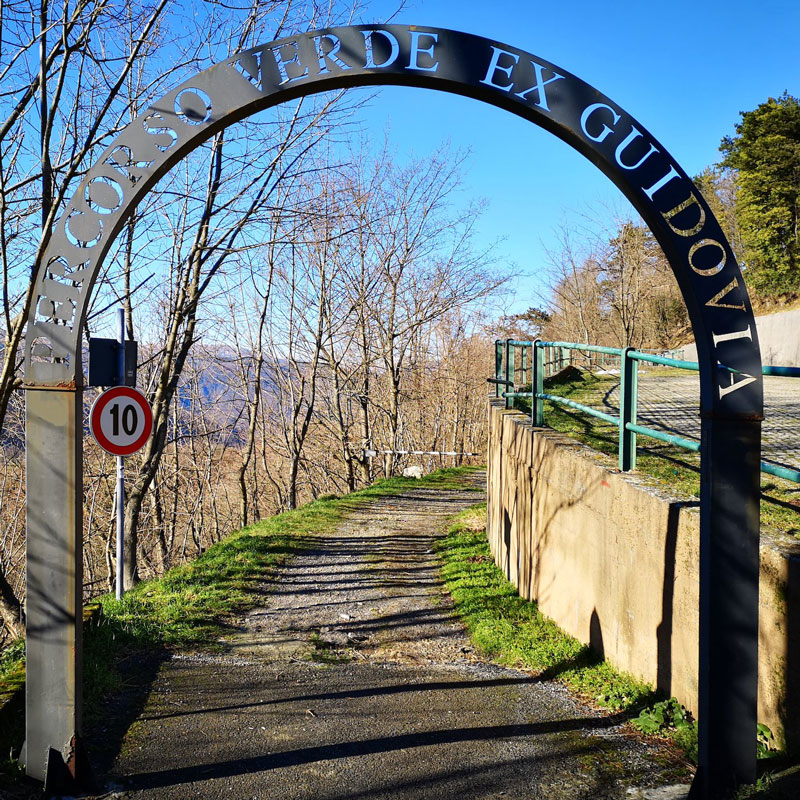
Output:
[682, 306, 800, 366]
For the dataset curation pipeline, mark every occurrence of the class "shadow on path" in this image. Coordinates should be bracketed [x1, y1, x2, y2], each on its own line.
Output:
[92, 472, 687, 799]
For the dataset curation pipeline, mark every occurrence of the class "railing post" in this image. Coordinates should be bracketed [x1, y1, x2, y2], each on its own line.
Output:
[494, 340, 503, 398]
[619, 347, 638, 471]
[533, 339, 544, 427]
[521, 343, 528, 387]
[505, 339, 514, 409]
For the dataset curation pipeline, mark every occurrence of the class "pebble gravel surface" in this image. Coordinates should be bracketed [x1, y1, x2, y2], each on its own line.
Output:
[93, 473, 690, 800]
[602, 372, 800, 472]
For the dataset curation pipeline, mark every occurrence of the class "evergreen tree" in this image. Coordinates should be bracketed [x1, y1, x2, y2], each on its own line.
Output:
[720, 92, 800, 297]
[693, 166, 745, 268]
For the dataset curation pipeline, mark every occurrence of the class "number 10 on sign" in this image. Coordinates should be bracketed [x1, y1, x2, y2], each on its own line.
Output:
[89, 385, 153, 600]
[90, 386, 152, 456]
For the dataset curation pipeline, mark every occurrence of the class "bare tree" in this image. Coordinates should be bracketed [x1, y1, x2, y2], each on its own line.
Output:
[227, 241, 277, 528]
[543, 222, 604, 346]
[362, 148, 503, 471]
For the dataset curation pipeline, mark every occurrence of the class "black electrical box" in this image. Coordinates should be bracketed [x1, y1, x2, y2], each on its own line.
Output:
[88, 338, 138, 387]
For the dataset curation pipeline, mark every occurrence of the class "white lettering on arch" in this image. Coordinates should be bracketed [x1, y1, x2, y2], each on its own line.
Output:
[580, 103, 620, 143]
[480, 46, 518, 91]
[362, 29, 400, 69]
[313, 34, 352, 75]
[718, 368, 757, 398]
[270, 40, 308, 84]
[514, 61, 564, 111]
[614, 126, 659, 171]
[407, 31, 439, 72]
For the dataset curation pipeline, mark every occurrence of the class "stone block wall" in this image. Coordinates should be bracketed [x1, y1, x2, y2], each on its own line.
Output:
[487, 398, 800, 748]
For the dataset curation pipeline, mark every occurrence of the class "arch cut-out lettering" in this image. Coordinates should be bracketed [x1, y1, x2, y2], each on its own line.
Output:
[24, 24, 762, 419]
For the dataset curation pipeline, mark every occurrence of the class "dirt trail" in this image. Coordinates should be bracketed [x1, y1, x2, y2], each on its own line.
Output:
[95, 473, 689, 799]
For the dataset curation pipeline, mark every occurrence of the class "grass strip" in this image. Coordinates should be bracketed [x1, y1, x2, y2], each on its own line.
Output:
[2, 466, 481, 698]
[88, 467, 479, 684]
[0, 465, 481, 786]
[0, 640, 25, 703]
[436, 503, 698, 763]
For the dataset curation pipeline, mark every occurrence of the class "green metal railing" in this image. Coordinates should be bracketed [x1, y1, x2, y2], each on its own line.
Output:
[489, 338, 800, 484]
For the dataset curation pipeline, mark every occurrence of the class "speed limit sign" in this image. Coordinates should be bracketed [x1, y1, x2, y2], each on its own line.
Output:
[90, 386, 153, 456]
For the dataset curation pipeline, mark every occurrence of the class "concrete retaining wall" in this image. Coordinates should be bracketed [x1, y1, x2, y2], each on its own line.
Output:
[682, 306, 800, 366]
[487, 398, 800, 748]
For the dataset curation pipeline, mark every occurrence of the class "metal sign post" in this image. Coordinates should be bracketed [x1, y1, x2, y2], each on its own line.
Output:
[89, 358, 153, 606]
[116, 309, 125, 599]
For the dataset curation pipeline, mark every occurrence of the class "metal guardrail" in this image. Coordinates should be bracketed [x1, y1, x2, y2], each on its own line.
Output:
[489, 338, 800, 484]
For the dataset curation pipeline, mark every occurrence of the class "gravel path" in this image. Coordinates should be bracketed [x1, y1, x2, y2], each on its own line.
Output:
[94, 474, 689, 800]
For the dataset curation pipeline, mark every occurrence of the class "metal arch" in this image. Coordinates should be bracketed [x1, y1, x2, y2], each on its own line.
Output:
[23, 25, 762, 798]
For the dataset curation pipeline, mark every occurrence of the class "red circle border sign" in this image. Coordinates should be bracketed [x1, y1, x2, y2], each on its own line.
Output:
[89, 386, 153, 456]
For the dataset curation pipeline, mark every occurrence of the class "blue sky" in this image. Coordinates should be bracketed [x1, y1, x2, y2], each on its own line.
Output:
[342, 0, 799, 313]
